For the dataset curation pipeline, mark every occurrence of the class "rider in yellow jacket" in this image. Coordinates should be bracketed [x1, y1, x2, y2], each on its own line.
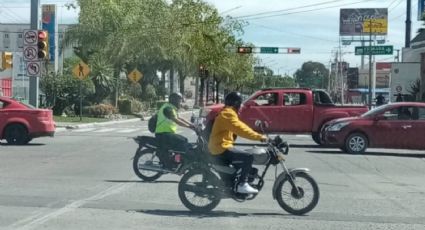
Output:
[208, 92, 267, 194]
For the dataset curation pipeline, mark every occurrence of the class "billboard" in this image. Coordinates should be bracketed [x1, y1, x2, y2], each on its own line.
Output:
[419, 0, 425, 20]
[340, 8, 388, 36]
[42, 4, 57, 63]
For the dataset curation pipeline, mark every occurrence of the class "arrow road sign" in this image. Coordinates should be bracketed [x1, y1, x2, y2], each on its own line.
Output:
[260, 47, 279, 54]
[26, 62, 41, 77]
[355, 45, 393, 55]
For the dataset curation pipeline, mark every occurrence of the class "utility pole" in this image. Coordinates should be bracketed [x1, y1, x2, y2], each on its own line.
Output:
[29, 0, 40, 107]
[405, 0, 412, 48]
[368, 20, 373, 109]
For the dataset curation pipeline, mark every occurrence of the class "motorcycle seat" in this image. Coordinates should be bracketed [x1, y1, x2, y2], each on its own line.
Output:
[135, 136, 157, 149]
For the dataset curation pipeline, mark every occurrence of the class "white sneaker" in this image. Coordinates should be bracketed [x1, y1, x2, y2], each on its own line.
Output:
[237, 182, 258, 194]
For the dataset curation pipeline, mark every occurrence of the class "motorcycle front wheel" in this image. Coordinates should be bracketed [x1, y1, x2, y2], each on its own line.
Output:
[178, 169, 221, 212]
[276, 172, 319, 215]
[133, 148, 163, 181]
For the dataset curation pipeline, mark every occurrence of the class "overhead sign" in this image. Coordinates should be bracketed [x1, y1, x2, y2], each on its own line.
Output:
[26, 62, 41, 77]
[340, 8, 388, 36]
[128, 69, 143, 83]
[362, 18, 387, 34]
[72, 61, 91, 80]
[260, 47, 279, 54]
[355, 45, 393, 55]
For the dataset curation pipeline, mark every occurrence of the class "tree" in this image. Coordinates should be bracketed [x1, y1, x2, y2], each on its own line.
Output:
[294, 61, 329, 89]
[40, 69, 95, 115]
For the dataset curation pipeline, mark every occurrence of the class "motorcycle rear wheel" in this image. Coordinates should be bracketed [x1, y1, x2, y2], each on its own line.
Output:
[178, 169, 221, 212]
[276, 172, 319, 215]
[133, 148, 163, 181]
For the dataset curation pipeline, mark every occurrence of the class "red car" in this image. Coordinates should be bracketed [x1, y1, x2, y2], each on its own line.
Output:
[0, 97, 55, 145]
[321, 102, 425, 154]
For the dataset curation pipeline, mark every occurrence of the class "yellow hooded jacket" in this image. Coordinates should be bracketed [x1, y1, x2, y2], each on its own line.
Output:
[208, 106, 264, 155]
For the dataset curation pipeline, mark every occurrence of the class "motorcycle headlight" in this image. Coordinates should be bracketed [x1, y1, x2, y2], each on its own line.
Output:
[327, 122, 350, 132]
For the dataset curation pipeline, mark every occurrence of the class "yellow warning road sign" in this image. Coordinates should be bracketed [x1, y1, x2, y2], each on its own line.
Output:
[128, 69, 143, 83]
[73, 61, 91, 80]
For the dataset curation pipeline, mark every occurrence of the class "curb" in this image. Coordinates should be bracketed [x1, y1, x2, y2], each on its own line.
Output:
[55, 110, 197, 131]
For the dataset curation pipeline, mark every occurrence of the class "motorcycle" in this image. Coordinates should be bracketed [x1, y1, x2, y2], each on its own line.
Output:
[177, 120, 320, 215]
[132, 126, 208, 182]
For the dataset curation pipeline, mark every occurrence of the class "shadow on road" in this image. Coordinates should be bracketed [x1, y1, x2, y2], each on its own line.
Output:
[105, 180, 178, 184]
[134, 209, 288, 218]
[289, 144, 324, 149]
[307, 150, 425, 158]
[0, 142, 45, 146]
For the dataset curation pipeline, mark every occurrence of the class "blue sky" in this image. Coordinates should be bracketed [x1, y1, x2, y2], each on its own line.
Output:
[1, 0, 423, 74]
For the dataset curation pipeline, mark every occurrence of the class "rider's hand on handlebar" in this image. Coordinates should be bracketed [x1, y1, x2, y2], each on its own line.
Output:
[260, 135, 269, 143]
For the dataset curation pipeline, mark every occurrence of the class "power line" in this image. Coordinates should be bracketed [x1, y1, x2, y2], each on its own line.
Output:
[388, 0, 403, 12]
[234, 0, 378, 21]
[249, 22, 338, 43]
[235, 0, 349, 19]
[0, 3, 27, 23]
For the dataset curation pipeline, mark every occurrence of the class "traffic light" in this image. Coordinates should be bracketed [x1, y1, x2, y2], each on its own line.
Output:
[287, 48, 301, 54]
[37, 30, 49, 59]
[1, 52, 13, 70]
[237, 47, 252, 54]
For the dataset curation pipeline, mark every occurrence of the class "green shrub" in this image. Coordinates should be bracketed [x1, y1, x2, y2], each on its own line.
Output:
[118, 99, 132, 115]
[118, 99, 147, 114]
[84, 104, 118, 117]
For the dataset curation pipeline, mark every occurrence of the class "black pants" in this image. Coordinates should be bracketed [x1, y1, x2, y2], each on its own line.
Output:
[155, 132, 189, 167]
[214, 148, 254, 183]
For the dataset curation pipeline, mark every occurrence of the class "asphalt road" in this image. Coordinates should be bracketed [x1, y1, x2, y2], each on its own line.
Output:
[1, 119, 425, 230]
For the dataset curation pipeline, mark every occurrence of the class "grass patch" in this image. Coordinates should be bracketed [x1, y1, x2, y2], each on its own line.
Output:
[54, 116, 109, 123]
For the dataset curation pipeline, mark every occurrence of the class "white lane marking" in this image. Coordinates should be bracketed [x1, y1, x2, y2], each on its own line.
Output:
[72, 128, 96, 132]
[92, 128, 116, 133]
[295, 135, 311, 138]
[10, 182, 132, 230]
[116, 128, 141, 133]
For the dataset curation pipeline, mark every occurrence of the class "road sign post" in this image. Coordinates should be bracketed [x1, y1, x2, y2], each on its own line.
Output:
[128, 69, 143, 84]
[72, 61, 91, 121]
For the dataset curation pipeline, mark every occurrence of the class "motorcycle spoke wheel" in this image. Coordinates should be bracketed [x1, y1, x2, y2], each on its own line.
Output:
[132, 149, 163, 181]
[276, 172, 319, 215]
[178, 170, 220, 213]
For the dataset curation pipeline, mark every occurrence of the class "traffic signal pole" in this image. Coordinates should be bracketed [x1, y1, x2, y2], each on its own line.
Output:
[30, 0, 40, 107]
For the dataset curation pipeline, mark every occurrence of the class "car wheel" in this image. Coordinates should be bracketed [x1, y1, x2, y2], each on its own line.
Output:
[5, 124, 29, 145]
[345, 133, 368, 154]
[311, 132, 322, 145]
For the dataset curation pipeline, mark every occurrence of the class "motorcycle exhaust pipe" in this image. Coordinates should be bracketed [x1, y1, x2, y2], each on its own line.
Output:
[138, 164, 175, 174]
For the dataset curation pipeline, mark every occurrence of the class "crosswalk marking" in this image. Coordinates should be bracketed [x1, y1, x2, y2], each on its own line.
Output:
[116, 128, 141, 133]
[72, 128, 97, 132]
[93, 128, 116, 133]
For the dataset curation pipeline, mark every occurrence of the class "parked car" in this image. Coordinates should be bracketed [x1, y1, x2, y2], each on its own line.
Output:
[197, 88, 368, 144]
[321, 102, 425, 154]
[0, 97, 55, 145]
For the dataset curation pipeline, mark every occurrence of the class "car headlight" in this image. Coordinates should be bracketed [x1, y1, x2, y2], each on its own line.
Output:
[327, 122, 350, 132]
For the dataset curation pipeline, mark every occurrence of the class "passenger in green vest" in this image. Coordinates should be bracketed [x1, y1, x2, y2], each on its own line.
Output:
[155, 92, 194, 168]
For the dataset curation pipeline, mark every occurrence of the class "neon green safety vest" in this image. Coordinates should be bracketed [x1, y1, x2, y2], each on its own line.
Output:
[155, 103, 178, 133]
